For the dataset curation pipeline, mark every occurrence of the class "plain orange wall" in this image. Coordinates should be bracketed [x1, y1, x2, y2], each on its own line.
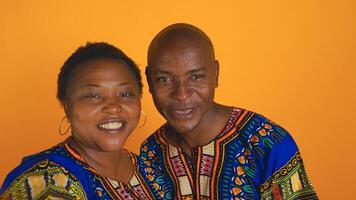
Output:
[1, 1, 355, 199]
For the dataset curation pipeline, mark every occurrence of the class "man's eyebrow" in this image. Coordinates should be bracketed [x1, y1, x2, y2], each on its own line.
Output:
[153, 69, 172, 75]
[188, 68, 205, 73]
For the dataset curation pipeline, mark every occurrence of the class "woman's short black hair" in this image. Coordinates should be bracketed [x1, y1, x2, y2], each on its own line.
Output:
[57, 42, 143, 104]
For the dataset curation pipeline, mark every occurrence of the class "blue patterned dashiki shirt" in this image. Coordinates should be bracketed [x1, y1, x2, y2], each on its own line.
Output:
[0, 142, 164, 200]
[139, 107, 318, 199]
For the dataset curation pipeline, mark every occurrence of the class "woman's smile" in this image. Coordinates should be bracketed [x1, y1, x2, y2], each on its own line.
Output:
[97, 120, 125, 132]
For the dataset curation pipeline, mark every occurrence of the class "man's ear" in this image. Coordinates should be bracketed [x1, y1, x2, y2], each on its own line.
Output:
[145, 66, 153, 94]
[214, 60, 219, 88]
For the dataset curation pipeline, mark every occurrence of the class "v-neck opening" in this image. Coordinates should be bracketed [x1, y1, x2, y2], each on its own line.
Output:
[159, 107, 242, 152]
[156, 107, 244, 198]
[63, 143, 138, 189]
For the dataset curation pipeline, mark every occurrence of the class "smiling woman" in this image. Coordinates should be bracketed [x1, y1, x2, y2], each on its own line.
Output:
[0, 42, 162, 199]
[65, 58, 142, 154]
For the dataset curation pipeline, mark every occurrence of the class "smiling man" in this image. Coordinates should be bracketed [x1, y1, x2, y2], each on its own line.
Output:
[139, 23, 318, 199]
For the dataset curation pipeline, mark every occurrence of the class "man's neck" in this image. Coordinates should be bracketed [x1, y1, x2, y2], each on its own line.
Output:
[168, 104, 233, 154]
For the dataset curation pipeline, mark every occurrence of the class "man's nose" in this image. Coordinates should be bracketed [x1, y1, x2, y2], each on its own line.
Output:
[172, 81, 193, 101]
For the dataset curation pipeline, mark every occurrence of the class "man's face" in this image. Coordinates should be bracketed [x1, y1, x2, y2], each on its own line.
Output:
[147, 40, 218, 134]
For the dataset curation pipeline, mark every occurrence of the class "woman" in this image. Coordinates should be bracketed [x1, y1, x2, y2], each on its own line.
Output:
[0, 42, 163, 199]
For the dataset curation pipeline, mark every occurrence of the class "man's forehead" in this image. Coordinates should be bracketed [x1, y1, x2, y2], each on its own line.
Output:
[150, 45, 209, 66]
[149, 25, 213, 54]
[153, 32, 209, 52]
[148, 24, 215, 73]
[149, 64, 208, 76]
[149, 39, 211, 63]
[148, 51, 213, 76]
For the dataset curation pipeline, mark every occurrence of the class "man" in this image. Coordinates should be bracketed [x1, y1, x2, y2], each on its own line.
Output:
[139, 23, 318, 199]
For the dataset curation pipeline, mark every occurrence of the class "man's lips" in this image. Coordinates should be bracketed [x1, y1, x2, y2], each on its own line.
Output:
[170, 107, 194, 120]
[172, 108, 193, 115]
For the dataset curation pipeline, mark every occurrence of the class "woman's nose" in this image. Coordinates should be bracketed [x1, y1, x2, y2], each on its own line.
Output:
[101, 99, 122, 114]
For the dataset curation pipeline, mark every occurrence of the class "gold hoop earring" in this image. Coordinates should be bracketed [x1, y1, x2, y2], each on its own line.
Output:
[138, 110, 147, 128]
[59, 115, 71, 136]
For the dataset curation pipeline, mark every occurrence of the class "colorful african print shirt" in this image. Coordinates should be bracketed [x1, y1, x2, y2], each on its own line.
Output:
[139, 108, 318, 200]
[0, 143, 157, 200]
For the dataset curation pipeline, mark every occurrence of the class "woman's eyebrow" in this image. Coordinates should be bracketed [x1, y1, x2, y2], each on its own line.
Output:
[83, 82, 133, 87]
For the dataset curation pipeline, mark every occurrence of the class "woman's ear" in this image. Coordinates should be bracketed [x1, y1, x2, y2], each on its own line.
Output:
[63, 102, 71, 118]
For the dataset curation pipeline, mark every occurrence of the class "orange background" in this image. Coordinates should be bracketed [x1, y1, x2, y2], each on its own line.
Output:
[1, 1, 355, 199]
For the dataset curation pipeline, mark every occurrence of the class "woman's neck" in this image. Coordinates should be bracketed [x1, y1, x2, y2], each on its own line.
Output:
[66, 137, 133, 184]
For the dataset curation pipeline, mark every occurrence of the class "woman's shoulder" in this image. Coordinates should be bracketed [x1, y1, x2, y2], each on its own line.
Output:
[2, 159, 88, 199]
[1, 143, 89, 199]
[12, 143, 67, 168]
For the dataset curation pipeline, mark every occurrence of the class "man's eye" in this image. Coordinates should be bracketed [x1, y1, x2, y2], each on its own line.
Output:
[156, 76, 171, 83]
[120, 92, 132, 97]
[191, 73, 205, 80]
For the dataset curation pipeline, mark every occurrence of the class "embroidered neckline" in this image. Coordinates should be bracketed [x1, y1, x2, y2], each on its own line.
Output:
[157, 107, 243, 149]
[62, 143, 138, 186]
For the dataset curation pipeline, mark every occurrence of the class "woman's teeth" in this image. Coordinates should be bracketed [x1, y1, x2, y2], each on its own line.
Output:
[99, 122, 123, 130]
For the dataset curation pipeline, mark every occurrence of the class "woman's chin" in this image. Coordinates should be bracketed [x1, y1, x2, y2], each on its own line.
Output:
[99, 143, 125, 152]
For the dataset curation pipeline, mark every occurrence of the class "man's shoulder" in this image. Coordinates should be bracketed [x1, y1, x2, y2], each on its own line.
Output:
[232, 106, 275, 122]
[141, 124, 166, 146]
[139, 125, 167, 158]
[233, 107, 288, 134]
[229, 107, 296, 150]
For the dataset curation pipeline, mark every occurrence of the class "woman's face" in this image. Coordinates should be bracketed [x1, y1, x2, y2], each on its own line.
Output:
[66, 58, 141, 152]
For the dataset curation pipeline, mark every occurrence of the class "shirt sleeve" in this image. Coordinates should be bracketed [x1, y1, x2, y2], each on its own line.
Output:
[254, 116, 318, 199]
[1, 159, 87, 200]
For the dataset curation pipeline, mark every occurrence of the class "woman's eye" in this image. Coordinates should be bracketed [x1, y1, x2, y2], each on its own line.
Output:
[80, 93, 101, 102]
[86, 94, 100, 99]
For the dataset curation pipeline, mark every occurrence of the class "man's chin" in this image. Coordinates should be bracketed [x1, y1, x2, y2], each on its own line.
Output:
[167, 119, 199, 135]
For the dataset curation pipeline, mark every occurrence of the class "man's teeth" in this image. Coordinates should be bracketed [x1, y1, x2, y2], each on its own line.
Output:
[174, 108, 192, 114]
[99, 122, 123, 130]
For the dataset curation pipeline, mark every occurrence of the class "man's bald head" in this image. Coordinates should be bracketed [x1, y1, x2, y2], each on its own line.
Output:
[147, 23, 216, 67]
